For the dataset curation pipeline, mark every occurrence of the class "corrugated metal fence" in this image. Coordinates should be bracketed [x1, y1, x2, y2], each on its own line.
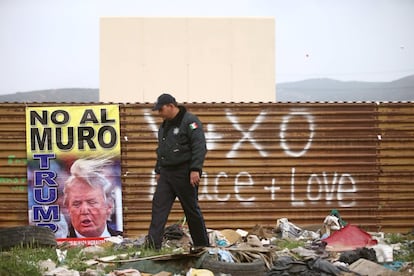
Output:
[0, 102, 413, 236]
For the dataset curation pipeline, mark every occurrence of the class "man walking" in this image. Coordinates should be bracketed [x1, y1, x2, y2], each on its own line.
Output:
[147, 93, 209, 250]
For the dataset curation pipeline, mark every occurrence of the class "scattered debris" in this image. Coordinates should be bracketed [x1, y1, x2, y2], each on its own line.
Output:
[2, 210, 413, 275]
[323, 224, 378, 251]
[348, 258, 402, 276]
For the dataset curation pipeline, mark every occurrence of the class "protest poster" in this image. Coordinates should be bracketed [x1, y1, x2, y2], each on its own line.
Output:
[26, 105, 122, 244]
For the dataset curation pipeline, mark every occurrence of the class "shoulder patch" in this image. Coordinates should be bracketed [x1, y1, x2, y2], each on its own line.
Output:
[189, 122, 198, 130]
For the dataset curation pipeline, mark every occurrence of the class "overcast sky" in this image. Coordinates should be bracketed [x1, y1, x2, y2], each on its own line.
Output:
[0, 0, 413, 94]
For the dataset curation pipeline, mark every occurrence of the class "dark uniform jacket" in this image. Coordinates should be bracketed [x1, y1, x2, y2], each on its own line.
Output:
[154, 106, 207, 175]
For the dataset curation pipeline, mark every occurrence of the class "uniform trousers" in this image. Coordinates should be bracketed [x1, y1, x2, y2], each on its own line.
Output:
[148, 163, 209, 249]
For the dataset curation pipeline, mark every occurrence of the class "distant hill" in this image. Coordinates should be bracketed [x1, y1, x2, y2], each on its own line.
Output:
[276, 75, 414, 102]
[0, 88, 99, 103]
[0, 75, 413, 102]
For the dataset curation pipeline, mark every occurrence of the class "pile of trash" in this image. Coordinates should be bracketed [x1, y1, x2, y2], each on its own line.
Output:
[39, 210, 413, 275]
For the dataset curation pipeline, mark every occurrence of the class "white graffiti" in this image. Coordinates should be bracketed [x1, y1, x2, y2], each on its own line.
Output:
[234, 172, 255, 202]
[209, 171, 230, 201]
[143, 108, 358, 207]
[205, 124, 223, 150]
[280, 111, 315, 157]
[336, 173, 357, 207]
[199, 171, 256, 202]
[198, 168, 357, 207]
[226, 111, 268, 158]
[144, 112, 159, 137]
[290, 167, 304, 207]
[264, 178, 281, 200]
[290, 168, 356, 207]
[307, 172, 356, 207]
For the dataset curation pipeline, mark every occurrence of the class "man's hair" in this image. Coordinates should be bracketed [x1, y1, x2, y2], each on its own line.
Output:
[63, 157, 116, 217]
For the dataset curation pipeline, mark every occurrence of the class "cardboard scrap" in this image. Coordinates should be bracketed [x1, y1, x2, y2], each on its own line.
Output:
[348, 258, 402, 276]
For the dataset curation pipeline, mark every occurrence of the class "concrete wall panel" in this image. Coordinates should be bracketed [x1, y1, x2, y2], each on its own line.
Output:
[100, 17, 275, 103]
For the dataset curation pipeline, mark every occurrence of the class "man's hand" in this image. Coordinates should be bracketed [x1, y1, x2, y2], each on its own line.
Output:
[190, 171, 200, 187]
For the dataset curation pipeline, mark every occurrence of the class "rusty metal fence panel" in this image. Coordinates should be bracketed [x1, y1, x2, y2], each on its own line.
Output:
[0, 102, 413, 236]
[377, 103, 414, 233]
[0, 104, 27, 227]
